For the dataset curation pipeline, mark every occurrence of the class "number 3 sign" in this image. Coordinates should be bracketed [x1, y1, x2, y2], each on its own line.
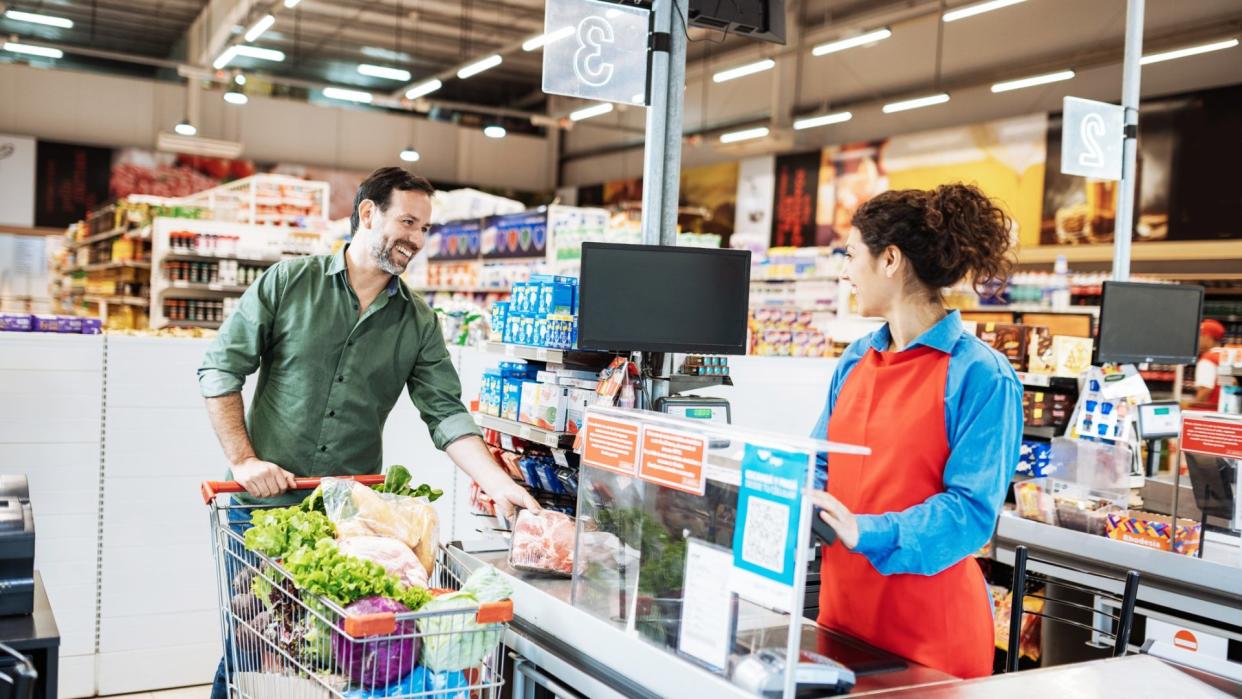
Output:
[1061, 96, 1125, 181]
[542, 0, 650, 105]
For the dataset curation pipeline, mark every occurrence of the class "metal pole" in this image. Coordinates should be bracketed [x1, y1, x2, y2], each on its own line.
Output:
[640, 0, 688, 247]
[1112, 0, 1144, 281]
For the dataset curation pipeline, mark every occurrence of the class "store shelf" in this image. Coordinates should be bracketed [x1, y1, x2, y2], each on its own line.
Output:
[164, 320, 221, 329]
[66, 260, 152, 273]
[69, 227, 129, 248]
[750, 275, 841, 283]
[164, 252, 281, 266]
[416, 286, 512, 294]
[1015, 372, 1080, 391]
[962, 305, 1100, 317]
[750, 304, 837, 313]
[473, 413, 575, 449]
[660, 374, 733, 393]
[167, 280, 250, 294]
[1022, 426, 1059, 440]
[484, 342, 610, 367]
[83, 295, 149, 307]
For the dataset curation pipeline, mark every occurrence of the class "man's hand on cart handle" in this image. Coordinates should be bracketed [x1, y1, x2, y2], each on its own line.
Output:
[233, 457, 298, 498]
[806, 490, 860, 549]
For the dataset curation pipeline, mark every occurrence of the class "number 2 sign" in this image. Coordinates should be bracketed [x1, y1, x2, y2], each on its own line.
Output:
[1061, 96, 1125, 181]
[542, 0, 650, 105]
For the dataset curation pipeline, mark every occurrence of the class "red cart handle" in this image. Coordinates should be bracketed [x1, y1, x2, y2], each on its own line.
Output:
[201, 474, 386, 505]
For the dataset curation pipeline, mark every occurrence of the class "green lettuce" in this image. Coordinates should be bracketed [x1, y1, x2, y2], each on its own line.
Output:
[282, 539, 432, 612]
[243, 507, 335, 558]
[417, 566, 512, 671]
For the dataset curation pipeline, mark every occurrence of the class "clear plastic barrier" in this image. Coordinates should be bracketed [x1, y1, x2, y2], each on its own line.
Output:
[571, 405, 868, 699]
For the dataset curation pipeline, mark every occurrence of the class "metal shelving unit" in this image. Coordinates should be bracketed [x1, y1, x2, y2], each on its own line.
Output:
[472, 413, 576, 449]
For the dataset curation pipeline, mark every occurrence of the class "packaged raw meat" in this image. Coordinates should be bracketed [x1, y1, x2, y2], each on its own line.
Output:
[508, 509, 576, 577]
[336, 536, 430, 589]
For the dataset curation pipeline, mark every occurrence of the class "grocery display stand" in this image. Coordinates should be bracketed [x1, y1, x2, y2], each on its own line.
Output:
[178, 174, 330, 229]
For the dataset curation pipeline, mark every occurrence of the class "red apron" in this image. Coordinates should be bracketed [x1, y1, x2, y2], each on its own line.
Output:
[818, 345, 994, 679]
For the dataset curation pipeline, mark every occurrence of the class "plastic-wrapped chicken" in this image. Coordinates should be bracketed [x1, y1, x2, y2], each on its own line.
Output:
[336, 536, 430, 589]
[320, 479, 440, 576]
[508, 509, 575, 577]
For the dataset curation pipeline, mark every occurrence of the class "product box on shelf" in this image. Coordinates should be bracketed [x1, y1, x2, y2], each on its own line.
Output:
[480, 370, 502, 417]
[0, 314, 33, 332]
[80, 318, 103, 335]
[537, 367, 600, 386]
[565, 387, 596, 434]
[1105, 511, 1201, 556]
[501, 379, 524, 422]
[1027, 326, 1055, 374]
[529, 383, 572, 432]
[1052, 336, 1095, 377]
[977, 322, 1031, 371]
[535, 318, 550, 347]
[31, 315, 68, 332]
[490, 302, 510, 342]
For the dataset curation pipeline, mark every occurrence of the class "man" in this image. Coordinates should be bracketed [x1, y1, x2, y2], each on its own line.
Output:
[1194, 319, 1227, 408]
[199, 167, 538, 696]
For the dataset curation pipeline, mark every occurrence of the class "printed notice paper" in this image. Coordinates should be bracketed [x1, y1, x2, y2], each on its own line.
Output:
[677, 539, 734, 670]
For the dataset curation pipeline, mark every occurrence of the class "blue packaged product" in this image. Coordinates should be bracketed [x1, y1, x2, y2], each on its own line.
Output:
[539, 461, 565, 495]
[504, 314, 520, 344]
[528, 274, 554, 315]
[510, 283, 527, 313]
[547, 277, 578, 315]
[520, 315, 536, 346]
[80, 318, 102, 335]
[490, 302, 509, 342]
[0, 313, 33, 332]
[535, 318, 550, 348]
[501, 379, 523, 421]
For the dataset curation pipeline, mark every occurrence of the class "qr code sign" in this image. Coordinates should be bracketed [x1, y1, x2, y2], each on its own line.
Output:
[741, 496, 789, 574]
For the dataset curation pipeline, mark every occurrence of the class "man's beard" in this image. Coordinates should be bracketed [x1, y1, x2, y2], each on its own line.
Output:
[371, 238, 409, 275]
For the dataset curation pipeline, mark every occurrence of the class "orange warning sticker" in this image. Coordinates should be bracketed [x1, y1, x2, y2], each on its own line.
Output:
[581, 416, 642, 476]
[638, 427, 707, 495]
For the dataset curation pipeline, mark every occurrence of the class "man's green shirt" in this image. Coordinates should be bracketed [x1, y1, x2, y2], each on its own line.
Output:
[198, 246, 480, 505]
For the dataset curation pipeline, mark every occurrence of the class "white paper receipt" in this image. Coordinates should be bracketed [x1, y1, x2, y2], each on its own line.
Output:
[678, 539, 734, 670]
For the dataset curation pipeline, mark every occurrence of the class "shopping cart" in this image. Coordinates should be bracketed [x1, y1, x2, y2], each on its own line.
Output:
[202, 476, 512, 699]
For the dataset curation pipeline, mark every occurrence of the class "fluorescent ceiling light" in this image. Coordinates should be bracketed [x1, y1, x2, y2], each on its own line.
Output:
[812, 28, 891, 57]
[1141, 38, 1239, 65]
[2, 41, 63, 58]
[713, 58, 776, 83]
[400, 147, 420, 163]
[224, 90, 248, 105]
[522, 26, 574, 52]
[991, 69, 1075, 93]
[942, 0, 1026, 23]
[793, 111, 853, 130]
[358, 64, 411, 81]
[4, 10, 73, 29]
[174, 121, 197, 137]
[323, 87, 373, 103]
[234, 45, 285, 62]
[484, 125, 507, 139]
[283, 0, 302, 7]
[244, 14, 275, 42]
[213, 46, 238, 69]
[883, 93, 950, 113]
[720, 126, 769, 144]
[405, 79, 443, 100]
[457, 54, 502, 79]
[569, 103, 614, 122]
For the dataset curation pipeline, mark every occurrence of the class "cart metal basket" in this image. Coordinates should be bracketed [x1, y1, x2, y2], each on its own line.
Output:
[202, 476, 512, 699]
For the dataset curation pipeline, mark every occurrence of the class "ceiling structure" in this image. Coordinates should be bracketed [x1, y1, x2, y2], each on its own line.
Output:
[1, 0, 1240, 141]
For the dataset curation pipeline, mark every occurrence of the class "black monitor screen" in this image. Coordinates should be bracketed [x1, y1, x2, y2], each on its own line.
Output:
[577, 243, 751, 354]
[1097, 281, 1204, 365]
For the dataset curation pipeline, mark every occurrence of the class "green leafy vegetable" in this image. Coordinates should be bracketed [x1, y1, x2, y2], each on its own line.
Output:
[243, 507, 336, 558]
[417, 566, 512, 671]
[282, 539, 432, 612]
[299, 466, 442, 515]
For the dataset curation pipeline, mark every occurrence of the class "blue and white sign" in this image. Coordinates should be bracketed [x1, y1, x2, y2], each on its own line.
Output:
[1061, 96, 1125, 181]
[541, 0, 650, 106]
[728, 444, 807, 613]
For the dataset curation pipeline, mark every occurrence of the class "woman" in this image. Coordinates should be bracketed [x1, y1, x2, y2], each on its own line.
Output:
[809, 184, 1023, 679]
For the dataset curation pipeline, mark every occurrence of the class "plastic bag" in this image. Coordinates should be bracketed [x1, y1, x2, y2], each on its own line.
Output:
[508, 509, 575, 577]
[336, 536, 430, 589]
[320, 478, 440, 575]
[417, 566, 512, 672]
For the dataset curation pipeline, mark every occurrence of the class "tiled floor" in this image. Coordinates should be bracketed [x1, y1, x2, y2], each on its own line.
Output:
[106, 686, 210, 699]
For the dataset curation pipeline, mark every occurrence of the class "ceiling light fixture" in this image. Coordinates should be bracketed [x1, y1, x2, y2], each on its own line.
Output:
[3, 9, 73, 29]
[942, 0, 1027, 23]
[720, 126, 769, 144]
[322, 87, 373, 103]
[457, 54, 502, 79]
[399, 146, 421, 163]
[812, 28, 892, 57]
[212, 46, 238, 69]
[882, 93, 950, 113]
[358, 64, 412, 81]
[483, 125, 507, 139]
[712, 58, 776, 83]
[522, 26, 575, 52]
[793, 111, 853, 130]
[1140, 38, 1239, 65]
[991, 69, 1075, 93]
[224, 88, 248, 105]
[405, 79, 443, 100]
[569, 103, 614, 122]
[2, 41, 63, 58]
[234, 45, 285, 62]
[174, 120, 198, 137]
[283, 0, 302, 7]
[244, 14, 275, 43]
[234, 73, 246, 86]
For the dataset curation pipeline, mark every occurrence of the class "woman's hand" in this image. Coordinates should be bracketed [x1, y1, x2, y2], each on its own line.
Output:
[806, 490, 860, 549]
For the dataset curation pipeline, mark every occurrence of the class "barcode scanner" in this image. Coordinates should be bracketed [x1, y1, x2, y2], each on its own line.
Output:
[812, 508, 838, 546]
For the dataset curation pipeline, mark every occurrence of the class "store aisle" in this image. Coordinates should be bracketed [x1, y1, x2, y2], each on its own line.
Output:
[107, 687, 208, 699]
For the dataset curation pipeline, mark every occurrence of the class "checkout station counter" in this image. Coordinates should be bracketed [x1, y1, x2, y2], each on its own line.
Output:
[459, 406, 1241, 698]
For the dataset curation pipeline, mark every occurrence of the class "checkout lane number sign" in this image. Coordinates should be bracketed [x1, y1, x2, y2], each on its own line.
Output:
[541, 0, 650, 106]
[1061, 96, 1125, 181]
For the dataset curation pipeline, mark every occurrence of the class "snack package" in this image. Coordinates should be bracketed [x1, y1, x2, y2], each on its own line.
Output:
[319, 479, 440, 575]
[508, 509, 575, 576]
[977, 322, 1030, 370]
[1052, 336, 1094, 377]
[1027, 326, 1055, 374]
[336, 536, 430, 589]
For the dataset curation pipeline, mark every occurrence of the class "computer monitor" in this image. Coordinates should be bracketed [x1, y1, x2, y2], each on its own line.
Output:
[577, 243, 751, 354]
[689, 0, 786, 44]
[1096, 281, 1204, 365]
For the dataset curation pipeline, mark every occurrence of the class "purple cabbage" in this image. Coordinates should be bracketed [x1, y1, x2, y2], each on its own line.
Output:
[333, 596, 418, 688]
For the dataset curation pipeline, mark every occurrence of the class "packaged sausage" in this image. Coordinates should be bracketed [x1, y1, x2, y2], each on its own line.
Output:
[507, 509, 575, 577]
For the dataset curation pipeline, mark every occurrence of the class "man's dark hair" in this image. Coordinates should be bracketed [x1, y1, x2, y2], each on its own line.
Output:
[351, 167, 436, 234]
